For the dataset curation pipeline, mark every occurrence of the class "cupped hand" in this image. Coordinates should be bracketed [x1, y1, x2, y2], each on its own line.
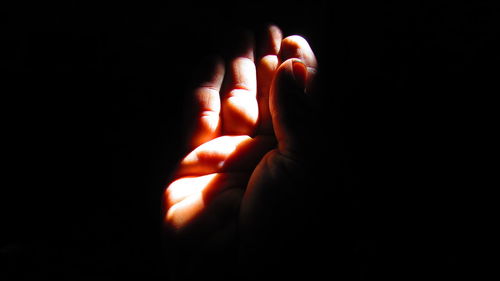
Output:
[163, 25, 318, 279]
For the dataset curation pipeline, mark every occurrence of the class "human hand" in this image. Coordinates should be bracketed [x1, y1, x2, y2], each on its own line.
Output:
[163, 25, 318, 280]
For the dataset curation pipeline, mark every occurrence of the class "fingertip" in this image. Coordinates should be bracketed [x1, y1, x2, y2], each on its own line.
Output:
[211, 54, 225, 70]
[260, 24, 283, 56]
[211, 55, 225, 80]
[279, 35, 318, 69]
[195, 55, 225, 84]
[267, 24, 282, 37]
[231, 29, 255, 61]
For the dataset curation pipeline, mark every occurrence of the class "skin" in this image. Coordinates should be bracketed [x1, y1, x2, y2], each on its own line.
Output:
[163, 25, 319, 279]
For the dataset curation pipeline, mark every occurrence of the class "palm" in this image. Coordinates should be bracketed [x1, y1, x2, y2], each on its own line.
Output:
[163, 26, 317, 276]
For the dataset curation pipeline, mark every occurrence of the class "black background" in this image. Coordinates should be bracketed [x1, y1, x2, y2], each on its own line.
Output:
[1, 1, 497, 280]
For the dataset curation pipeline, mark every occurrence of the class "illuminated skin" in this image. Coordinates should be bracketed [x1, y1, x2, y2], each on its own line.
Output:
[163, 25, 318, 277]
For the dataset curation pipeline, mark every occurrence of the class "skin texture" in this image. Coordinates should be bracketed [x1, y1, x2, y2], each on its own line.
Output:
[163, 25, 319, 280]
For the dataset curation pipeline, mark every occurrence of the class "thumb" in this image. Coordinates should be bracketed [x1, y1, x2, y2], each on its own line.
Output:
[270, 58, 315, 159]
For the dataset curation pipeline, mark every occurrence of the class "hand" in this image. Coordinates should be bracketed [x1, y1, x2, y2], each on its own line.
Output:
[163, 25, 318, 280]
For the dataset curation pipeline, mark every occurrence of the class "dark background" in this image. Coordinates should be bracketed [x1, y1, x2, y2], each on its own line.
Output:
[1, 1, 496, 280]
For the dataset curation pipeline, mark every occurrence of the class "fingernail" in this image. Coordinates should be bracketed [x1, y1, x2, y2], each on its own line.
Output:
[292, 59, 307, 91]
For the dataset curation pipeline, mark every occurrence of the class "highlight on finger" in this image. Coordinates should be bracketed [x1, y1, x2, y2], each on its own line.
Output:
[221, 31, 259, 135]
[256, 24, 283, 134]
[176, 135, 276, 178]
[189, 56, 225, 149]
[164, 172, 248, 233]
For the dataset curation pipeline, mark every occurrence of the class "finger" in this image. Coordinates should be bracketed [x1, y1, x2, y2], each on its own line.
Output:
[188, 57, 225, 149]
[175, 135, 276, 178]
[257, 24, 282, 58]
[279, 35, 318, 92]
[165, 187, 244, 235]
[164, 172, 249, 210]
[221, 31, 259, 135]
[165, 174, 246, 233]
[270, 58, 313, 159]
[164, 173, 218, 208]
[257, 25, 282, 134]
